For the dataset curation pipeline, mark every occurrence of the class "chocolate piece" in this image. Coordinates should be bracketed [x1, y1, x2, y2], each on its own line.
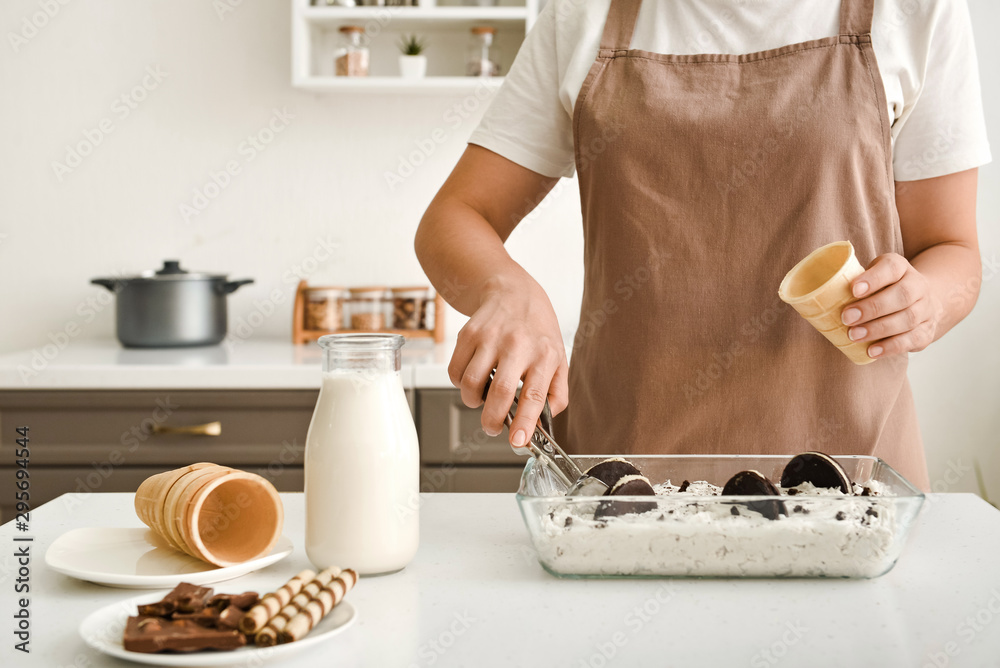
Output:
[584, 458, 642, 489]
[172, 607, 221, 627]
[123, 616, 246, 654]
[721, 470, 787, 521]
[207, 592, 259, 611]
[137, 583, 213, 617]
[594, 475, 658, 519]
[216, 606, 246, 630]
[677, 480, 690, 493]
[836, 511, 846, 521]
[780, 452, 852, 494]
[730, 506, 740, 516]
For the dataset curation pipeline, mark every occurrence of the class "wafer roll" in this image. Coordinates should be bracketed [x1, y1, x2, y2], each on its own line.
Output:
[254, 567, 342, 647]
[278, 569, 358, 644]
[239, 569, 316, 634]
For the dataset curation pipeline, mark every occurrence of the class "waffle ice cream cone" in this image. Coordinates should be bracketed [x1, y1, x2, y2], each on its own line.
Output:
[778, 241, 876, 365]
[134, 462, 216, 551]
[134, 463, 284, 567]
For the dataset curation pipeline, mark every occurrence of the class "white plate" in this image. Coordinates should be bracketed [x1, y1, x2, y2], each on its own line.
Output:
[45, 528, 293, 588]
[79, 590, 357, 666]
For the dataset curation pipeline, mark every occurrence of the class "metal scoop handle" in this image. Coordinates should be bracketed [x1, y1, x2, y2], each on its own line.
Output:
[482, 373, 585, 489]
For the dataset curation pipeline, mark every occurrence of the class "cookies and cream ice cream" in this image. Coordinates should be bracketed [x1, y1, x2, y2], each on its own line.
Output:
[534, 478, 896, 577]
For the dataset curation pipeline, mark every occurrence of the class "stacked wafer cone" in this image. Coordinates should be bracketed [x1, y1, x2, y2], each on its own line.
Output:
[134, 463, 284, 567]
[778, 241, 876, 365]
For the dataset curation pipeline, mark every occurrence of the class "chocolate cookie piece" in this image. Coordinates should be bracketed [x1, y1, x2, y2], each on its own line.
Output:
[594, 475, 658, 519]
[780, 452, 852, 494]
[721, 470, 787, 521]
[124, 616, 246, 654]
[584, 458, 642, 489]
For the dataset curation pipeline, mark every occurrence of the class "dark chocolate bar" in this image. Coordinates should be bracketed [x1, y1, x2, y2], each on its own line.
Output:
[124, 616, 246, 653]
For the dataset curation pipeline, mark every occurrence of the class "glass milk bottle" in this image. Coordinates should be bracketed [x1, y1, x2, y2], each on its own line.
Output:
[305, 334, 419, 575]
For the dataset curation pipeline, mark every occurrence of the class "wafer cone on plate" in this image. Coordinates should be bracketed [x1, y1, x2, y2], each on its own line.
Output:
[135, 462, 216, 551]
[778, 240, 876, 365]
[134, 463, 284, 567]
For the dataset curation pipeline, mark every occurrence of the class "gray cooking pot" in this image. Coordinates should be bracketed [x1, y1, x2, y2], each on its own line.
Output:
[91, 260, 254, 348]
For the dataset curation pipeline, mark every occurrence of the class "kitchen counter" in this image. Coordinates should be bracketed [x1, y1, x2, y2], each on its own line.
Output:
[2, 492, 999, 667]
[0, 339, 456, 390]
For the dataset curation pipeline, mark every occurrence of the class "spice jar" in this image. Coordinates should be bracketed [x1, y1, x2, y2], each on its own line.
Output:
[348, 287, 387, 331]
[391, 287, 428, 330]
[304, 287, 345, 332]
[335, 26, 370, 77]
[467, 26, 501, 78]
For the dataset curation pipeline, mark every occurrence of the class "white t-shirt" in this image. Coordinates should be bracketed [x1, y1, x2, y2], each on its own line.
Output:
[469, 0, 991, 182]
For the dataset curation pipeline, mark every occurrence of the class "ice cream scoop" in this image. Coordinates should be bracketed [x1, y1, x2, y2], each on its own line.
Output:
[482, 372, 608, 496]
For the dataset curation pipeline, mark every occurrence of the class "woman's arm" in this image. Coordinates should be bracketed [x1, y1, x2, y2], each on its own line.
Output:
[415, 145, 567, 448]
[840, 168, 981, 358]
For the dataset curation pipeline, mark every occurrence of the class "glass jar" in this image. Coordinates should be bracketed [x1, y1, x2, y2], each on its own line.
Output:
[304, 287, 345, 332]
[467, 26, 501, 78]
[304, 334, 420, 574]
[348, 286, 387, 331]
[335, 26, 370, 77]
[391, 287, 428, 330]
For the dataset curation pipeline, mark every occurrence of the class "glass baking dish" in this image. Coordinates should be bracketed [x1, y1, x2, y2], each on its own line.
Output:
[515, 455, 924, 579]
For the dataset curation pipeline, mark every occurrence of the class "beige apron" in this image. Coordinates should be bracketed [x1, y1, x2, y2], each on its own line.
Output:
[564, 0, 930, 490]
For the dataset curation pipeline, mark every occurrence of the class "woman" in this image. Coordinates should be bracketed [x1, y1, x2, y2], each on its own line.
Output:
[414, 0, 990, 490]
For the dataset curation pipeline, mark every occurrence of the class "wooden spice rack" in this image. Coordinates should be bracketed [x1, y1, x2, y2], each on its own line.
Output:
[292, 280, 445, 345]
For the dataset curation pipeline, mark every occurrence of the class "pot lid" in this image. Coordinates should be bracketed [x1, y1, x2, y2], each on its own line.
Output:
[109, 260, 229, 282]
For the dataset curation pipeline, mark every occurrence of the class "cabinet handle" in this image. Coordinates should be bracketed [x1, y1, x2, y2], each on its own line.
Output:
[152, 421, 222, 437]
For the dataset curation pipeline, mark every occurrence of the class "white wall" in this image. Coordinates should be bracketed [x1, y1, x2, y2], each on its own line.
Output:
[0, 0, 995, 498]
[0, 0, 585, 353]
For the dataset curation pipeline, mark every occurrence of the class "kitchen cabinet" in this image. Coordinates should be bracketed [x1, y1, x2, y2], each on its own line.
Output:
[0, 387, 522, 521]
[0, 390, 318, 522]
[417, 388, 526, 493]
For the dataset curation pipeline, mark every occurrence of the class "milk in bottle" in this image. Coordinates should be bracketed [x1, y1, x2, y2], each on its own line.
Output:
[305, 334, 419, 574]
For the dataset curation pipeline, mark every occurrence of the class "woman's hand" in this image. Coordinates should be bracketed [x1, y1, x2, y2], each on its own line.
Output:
[841, 253, 943, 359]
[448, 274, 568, 450]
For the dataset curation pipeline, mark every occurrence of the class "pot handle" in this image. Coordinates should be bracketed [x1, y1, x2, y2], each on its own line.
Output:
[91, 278, 121, 292]
[220, 278, 254, 294]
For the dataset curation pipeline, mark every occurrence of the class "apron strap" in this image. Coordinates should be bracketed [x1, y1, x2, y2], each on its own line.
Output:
[839, 0, 875, 35]
[599, 0, 643, 51]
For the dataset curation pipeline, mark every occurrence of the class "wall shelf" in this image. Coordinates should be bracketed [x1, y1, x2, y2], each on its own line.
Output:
[294, 75, 505, 93]
[301, 6, 531, 31]
[292, 0, 538, 92]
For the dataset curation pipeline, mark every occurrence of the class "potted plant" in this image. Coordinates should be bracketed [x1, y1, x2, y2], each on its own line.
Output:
[398, 34, 427, 79]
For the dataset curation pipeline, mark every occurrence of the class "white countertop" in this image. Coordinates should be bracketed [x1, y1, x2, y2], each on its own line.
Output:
[2, 492, 999, 667]
[0, 339, 455, 390]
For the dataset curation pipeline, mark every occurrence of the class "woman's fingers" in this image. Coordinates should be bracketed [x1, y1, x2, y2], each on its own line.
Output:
[843, 270, 922, 326]
[866, 319, 936, 358]
[850, 253, 908, 299]
[508, 362, 559, 451]
[848, 298, 930, 342]
[459, 346, 497, 411]
[547, 359, 570, 415]
[448, 322, 479, 389]
[481, 361, 526, 437]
